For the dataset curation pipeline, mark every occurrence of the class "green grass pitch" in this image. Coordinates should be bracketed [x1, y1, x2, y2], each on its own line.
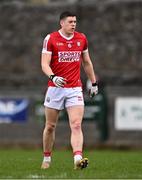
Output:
[0, 148, 142, 179]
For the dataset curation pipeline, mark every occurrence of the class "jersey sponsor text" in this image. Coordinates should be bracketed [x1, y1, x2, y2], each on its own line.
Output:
[58, 51, 81, 62]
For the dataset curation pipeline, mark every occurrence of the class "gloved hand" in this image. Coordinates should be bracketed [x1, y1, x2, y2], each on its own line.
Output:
[89, 82, 98, 98]
[49, 75, 66, 87]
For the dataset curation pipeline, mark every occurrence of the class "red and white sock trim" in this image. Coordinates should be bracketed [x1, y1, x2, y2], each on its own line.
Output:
[73, 151, 83, 164]
[43, 151, 51, 163]
[73, 150, 82, 156]
[44, 151, 51, 157]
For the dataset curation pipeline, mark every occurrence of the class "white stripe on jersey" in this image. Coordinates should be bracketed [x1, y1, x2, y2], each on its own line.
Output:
[83, 48, 88, 53]
[42, 34, 52, 54]
[44, 34, 50, 43]
[42, 50, 52, 54]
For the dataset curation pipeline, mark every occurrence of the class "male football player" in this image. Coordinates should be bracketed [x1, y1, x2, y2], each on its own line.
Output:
[41, 11, 98, 169]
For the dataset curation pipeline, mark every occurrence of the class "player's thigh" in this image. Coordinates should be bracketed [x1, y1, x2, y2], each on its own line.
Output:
[66, 105, 84, 125]
[45, 107, 60, 125]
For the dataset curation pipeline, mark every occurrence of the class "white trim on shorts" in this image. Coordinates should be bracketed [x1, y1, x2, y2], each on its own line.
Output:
[44, 87, 84, 110]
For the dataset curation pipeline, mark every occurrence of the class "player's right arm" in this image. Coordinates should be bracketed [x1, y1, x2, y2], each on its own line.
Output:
[41, 34, 54, 77]
[41, 53, 53, 77]
[41, 35, 66, 87]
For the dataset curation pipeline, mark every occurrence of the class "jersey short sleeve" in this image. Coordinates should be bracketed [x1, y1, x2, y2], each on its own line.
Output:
[42, 34, 52, 54]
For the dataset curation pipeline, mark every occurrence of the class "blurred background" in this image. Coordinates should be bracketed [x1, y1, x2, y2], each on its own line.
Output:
[0, 0, 142, 149]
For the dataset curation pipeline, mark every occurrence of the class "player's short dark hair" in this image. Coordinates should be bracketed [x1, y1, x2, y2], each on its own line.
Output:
[59, 11, 76, 20]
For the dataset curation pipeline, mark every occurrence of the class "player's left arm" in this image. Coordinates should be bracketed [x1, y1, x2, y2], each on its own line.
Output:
[82, 51, 96, 83]
[82, 51, 98, 97]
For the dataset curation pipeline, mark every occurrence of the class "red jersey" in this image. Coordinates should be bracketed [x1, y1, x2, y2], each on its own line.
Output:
[42, 30, 88, 88]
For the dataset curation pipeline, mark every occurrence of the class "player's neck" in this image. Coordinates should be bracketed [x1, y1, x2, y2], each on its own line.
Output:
[59, 29, 74, 40]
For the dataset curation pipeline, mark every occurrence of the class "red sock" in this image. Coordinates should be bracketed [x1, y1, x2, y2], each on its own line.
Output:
[73, 150, 82, 156]
[44, 151, 51, 157]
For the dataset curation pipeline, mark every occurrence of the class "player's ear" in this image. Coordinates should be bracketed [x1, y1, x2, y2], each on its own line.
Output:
[60, 19, 64, 27]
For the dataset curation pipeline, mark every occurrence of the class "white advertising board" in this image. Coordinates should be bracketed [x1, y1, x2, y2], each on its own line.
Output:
[115, 97, 142, 130]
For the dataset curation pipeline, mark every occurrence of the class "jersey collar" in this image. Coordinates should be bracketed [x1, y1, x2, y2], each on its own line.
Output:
[58, 30, 74, 40]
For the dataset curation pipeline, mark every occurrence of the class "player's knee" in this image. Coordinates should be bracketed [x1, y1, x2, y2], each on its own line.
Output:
[71, 121, 82, 132]
[46, 123, 56, 134]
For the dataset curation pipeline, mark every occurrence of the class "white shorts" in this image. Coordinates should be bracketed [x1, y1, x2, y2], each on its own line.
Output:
[44, 87, 84, 110]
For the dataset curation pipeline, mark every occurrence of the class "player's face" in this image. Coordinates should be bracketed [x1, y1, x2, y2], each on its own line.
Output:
[60, 16, 77, 36]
